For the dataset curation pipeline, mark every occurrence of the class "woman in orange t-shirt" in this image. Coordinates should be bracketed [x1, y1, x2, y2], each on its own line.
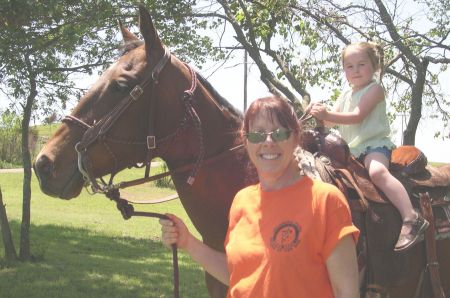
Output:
[160, 96, 360, 297]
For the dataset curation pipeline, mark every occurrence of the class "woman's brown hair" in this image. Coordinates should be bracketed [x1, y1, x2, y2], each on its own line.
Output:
[241, 96, 300, 137]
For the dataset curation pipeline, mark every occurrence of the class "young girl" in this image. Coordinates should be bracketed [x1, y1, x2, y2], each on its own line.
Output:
[308, 41, 428, 252]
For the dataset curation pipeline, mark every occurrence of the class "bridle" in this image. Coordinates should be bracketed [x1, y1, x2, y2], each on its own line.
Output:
[63, 46, 210, 192]
[62, 46, 197, 298]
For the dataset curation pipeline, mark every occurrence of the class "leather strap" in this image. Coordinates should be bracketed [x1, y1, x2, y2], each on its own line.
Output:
[334, 168, 369, 212]
[419, 192, 446, 298]
[76, 47, 171, 152]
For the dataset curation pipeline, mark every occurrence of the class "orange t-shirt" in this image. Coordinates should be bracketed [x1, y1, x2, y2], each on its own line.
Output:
[225, 176, 359, 298]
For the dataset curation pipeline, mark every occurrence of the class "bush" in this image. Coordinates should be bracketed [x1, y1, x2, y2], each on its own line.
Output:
[0, 159, 19, 169]
[154, 163, 175, 189]
[0, 110, 40, 168]
[0, 110, 22, 167]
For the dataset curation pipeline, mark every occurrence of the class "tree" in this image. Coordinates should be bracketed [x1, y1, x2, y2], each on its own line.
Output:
[0, 187, 17, 261]
[0, 0, 221, 260]
[197, 0, 450, 144]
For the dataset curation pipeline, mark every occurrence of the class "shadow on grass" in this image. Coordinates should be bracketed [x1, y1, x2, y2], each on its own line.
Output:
[0, 221, 208, 298]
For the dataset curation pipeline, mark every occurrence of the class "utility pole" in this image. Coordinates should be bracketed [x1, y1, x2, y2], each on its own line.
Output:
[398, 113, 406, 145]
[244, 50, 248, 112]
[216, 46, 248, 112]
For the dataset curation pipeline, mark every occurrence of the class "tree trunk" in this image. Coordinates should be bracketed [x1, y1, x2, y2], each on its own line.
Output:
[403, 60, 429, 145]
[0, 187, 17, 260]
[19, 56, 37, 261]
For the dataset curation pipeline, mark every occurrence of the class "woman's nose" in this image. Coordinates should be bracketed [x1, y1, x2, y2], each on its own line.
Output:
[264, 134, 274, 143]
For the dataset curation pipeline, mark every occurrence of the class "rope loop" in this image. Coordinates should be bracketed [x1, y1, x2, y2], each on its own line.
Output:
[183, 90, 194, 102]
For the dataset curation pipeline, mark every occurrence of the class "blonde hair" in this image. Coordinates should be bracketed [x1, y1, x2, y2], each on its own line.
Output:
[342, 41, 385, 80]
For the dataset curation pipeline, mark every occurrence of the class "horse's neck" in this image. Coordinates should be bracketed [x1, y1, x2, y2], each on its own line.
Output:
[160, 84, 242, 169]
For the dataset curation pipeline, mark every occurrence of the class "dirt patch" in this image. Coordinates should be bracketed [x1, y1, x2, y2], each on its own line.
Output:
[0, 168, 24, 173]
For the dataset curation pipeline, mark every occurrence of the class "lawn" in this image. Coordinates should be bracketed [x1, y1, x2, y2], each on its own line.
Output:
[33, 123, 60, 138]
[0, 168, 209, 298]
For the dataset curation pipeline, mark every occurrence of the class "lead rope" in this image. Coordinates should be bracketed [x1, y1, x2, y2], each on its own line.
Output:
[105, 188, 179, 298]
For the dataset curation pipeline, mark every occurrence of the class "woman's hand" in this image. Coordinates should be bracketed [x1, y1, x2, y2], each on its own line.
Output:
[159, 213, 230, 285]
[159, 213, 191, 250]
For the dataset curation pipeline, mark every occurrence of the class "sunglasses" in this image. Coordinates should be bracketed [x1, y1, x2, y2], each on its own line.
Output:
[245, 128, 293, 144]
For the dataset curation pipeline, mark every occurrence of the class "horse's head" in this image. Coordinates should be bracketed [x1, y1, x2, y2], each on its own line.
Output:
[34, 6, 213, 199]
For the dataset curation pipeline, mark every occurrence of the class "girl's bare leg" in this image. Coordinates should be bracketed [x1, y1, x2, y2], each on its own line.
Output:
[364, 152, 417, 235]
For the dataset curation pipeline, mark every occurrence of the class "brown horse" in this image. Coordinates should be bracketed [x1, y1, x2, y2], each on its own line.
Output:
[34, 5, 450, 298]
[34, 6, 250, 297]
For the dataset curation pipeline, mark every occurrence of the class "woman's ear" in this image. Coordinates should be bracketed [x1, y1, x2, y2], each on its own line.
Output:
[242, 134, 248, 149]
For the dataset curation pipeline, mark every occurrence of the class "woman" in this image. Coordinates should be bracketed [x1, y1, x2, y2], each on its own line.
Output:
[160, 96, 360, 297]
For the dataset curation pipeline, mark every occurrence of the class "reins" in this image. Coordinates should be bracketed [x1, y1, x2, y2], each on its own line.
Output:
[106, 191, 180, 298]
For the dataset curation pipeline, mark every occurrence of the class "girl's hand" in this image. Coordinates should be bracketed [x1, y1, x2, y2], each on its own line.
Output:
[309, 102, 329, 120]
[159, 213, 191, 250]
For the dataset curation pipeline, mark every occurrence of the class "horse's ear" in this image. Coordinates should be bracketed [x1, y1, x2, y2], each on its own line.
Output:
[138, 5, 164, 54]
[118, 19, 139, 42]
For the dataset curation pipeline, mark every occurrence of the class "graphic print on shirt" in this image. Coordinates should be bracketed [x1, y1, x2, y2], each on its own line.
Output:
[270, 220, 301, 252]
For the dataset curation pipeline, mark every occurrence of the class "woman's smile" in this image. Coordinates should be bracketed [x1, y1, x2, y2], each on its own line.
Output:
[260, 153, 280, 160]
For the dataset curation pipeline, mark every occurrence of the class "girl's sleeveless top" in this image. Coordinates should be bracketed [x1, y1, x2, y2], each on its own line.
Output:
[335, 80, 394, 157]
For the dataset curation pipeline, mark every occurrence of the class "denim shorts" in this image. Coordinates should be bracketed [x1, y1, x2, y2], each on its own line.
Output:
[358, 146, 392, 161]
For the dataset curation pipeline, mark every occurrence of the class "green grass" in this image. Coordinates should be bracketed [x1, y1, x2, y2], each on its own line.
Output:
[0, 168, 208, 297]
[33, 123, 60, 138]
[430, 161, 446, 167]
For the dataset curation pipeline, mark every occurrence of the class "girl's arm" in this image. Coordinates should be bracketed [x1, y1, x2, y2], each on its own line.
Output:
[160, 214, 230, 285]
[305, 102, 339, 127]
[326, 235, 360, 298]
[310, 84, 384, 125]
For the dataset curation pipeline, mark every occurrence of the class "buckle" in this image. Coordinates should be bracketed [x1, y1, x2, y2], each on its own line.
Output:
[147, 136, 156, 149]
[130, 85, 143, 101]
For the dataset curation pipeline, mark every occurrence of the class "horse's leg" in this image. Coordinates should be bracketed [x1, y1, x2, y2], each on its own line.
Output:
[205, 272, 228, 298]
[386, 234, 450, 298]
[387, 267, 426, 298]
[365, 203, 425, 297]
[437, 238, 450, 296]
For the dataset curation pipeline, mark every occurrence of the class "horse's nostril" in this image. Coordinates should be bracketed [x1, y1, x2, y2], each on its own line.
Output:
[34, 155, 54, 179]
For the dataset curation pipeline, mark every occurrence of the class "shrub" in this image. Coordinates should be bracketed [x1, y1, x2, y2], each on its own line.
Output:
[154, 163, 175, 189]
[0, 110, 40, 168]
[0, 110, 22, 167]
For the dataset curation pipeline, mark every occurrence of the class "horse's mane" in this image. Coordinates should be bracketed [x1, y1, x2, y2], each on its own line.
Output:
[195, 72, 243, 120]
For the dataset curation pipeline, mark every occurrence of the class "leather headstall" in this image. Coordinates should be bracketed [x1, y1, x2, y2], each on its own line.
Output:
[63, 47, 173, 194]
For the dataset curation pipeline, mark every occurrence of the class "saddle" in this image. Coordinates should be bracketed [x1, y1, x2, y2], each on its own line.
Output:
[298, 128, 450, 296]
[300, 127, 450, 233]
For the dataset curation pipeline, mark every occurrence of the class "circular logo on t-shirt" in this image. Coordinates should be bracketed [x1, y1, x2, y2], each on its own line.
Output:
[270, 221, 301, 252]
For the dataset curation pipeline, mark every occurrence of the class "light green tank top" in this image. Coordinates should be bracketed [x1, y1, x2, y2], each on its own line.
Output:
[335, 81, 394, 157]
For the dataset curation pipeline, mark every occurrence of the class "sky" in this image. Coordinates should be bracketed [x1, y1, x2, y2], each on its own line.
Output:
[195, 1, 450, 163]
[1, 1, 449, 163]
[201, 55, 450, 163]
